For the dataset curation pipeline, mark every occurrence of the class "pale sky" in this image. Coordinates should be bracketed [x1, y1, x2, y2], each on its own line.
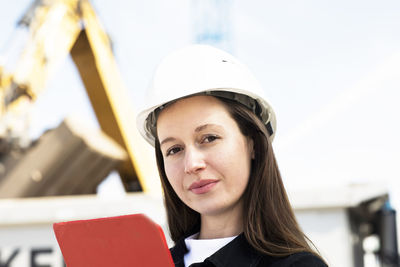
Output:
[1, 1, 399, 208]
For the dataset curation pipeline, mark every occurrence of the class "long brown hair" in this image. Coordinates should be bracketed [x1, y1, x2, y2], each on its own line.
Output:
[155, 96, 320, 258]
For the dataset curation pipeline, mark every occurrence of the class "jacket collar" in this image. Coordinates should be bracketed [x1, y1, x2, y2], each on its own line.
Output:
[170, 234, 265, 267]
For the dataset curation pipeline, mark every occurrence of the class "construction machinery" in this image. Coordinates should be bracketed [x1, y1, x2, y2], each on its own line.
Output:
[0, 2, 163, 266]
[0, 0, 160, 198]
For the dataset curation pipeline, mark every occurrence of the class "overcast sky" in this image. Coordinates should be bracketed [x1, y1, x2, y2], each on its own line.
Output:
[1, 1, 399, 209]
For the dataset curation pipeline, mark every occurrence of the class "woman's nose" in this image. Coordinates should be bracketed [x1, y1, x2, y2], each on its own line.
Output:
[184, 147, 206, 174]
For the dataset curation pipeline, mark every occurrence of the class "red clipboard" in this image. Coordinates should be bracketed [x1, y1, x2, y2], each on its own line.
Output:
[53, 214, 174, 267]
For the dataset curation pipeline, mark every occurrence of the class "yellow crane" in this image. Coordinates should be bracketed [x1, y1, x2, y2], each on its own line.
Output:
[0, 0, 160, 196]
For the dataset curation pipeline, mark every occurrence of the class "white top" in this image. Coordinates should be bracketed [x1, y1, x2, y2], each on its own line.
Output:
[183, 233, 237, 266]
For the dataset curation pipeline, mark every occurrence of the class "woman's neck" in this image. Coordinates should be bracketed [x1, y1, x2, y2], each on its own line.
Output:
[198, 203, 243, 239]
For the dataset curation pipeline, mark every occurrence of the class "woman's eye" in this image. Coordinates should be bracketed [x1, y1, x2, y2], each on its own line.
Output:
[202, 135, 219, 143]
[166, 146, 182, 156]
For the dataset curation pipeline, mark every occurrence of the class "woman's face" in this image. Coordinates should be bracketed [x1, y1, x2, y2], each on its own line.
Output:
[157, 96, 253, 217]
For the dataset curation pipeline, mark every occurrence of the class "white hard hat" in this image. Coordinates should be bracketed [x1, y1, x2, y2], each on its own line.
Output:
[137, 44, 277, 146]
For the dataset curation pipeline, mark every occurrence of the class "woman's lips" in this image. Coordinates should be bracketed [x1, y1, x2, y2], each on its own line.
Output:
[189, 179, 219, 194]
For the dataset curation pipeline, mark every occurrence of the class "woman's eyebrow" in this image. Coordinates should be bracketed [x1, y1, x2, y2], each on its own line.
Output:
[194, 124, 222, 132]
[160, 137, 176, 147]
[160, 124, 223, 146]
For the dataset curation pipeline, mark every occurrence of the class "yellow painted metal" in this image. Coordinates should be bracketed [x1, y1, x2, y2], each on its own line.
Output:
[0, 0, 81, 124]
[0, 67, 11, 116]
[12, 0, 82, 101]
[76, 0, 160, 194]
[0, 0, 161, 195]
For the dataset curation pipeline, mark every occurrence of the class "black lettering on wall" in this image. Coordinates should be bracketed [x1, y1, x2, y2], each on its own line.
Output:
[31, 248, 52, 267]
[0, 249, 20, 267]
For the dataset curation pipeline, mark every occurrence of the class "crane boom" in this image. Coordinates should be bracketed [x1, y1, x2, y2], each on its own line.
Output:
[0, 0, 160, 195]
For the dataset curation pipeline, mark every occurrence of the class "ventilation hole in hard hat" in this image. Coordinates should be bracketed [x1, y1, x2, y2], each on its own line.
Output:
[222, 60, 228, 62]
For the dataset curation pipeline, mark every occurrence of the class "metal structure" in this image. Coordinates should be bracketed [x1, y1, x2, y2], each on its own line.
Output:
[191, 0, 233, 53]
[0, 117, 127, 198]
[0, 0, 160, 196]
[293, 184, 399, 267]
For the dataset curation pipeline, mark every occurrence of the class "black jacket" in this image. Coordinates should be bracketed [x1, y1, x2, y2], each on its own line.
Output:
[170, 234, 328, 267]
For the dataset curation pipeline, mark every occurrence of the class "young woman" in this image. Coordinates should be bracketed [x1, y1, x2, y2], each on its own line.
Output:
[137, 45, 328, 267]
